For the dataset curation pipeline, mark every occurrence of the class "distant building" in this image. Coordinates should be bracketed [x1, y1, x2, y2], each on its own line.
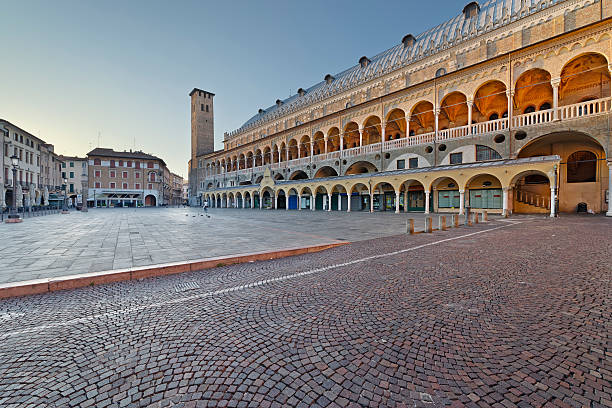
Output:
[87, 148, 174, 208]
[58, 155, 88, 207]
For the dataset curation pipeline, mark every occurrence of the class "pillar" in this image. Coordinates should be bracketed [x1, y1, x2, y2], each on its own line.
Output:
[550, 165, 558, 217]
[502, 187, 509, 217]
[327, 194, 332, 211]
[424, 191, 430, 214]
[340, 135, 344, 153]
[259, 195, 263, 210]
[274, 194, 278, 210]
[297, 144, 301, 159]
[381, 123, 386, 146]
[310, 144, 314, 160]
[298, 195, 302, 210]
[459, 190, 465, 215]
[242, 197, 246, 209]
[337, 194, 342, 211]
[434, 108, 440, 140]
[395, 191, 400, 214]
[467, 100, 473, 134]
[405, 115, 410, 138]
[551, 78, 560, 121]
[286, 148, 289, 162]
[347, 195, 351, 212]
[506, 89, 514, 126]
[285, 194, 289, 211]
[310, 196, 314, 211]
[369, 192, 374, 213]
[324, 138, 328, 154]
[607, 162, 612, 216]
[404, 190, 408, 213]
[251, 195, 255, 209]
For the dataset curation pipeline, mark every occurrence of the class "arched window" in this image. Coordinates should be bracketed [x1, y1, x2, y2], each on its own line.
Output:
[524, 106, 536, 114]
[567, 151, 596, 183]
[488, 113, 499, 120]
[539, 102, 551, 110]
[476, 145, 502, 161]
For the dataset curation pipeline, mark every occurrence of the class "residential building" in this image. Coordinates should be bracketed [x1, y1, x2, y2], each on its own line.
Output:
[58, 155, 88, 206]
[192, 0, 612, 216]
[170, 173, 184, 205]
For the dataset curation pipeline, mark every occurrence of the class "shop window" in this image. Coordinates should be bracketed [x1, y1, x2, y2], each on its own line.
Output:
[567, 151, 596, 183]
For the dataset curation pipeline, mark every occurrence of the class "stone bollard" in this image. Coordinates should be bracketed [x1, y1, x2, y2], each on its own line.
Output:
[466, 213, 473, 226]
[482, 211, 488, 222]
[452, 214, 459, 228]
[474, 212, 479, 224]
[425, 217, 433, 233]
[439, 215, 447, 231]
[407, 219, 415, 234]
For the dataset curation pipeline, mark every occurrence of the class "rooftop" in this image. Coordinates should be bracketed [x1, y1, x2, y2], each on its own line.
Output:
[87, 148, 167, 167]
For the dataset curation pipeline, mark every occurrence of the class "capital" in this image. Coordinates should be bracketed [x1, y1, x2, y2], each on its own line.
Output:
[551, 77, 561, 88]
[467, 99, 474, 107]
[506, 89, 515, 97]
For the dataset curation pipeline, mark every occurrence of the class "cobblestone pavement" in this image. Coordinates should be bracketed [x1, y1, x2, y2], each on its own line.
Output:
[0, 216, 610, 407]
[0, 207, 481, 284]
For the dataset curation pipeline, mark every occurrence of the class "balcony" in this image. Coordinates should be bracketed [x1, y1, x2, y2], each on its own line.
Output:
[203, 97, 610, 181]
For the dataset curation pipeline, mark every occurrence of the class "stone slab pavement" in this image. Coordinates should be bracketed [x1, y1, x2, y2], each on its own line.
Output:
[0, 207, 494, 285]
[0, 216, 609, 407]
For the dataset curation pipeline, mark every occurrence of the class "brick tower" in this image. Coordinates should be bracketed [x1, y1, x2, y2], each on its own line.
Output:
[189, 88, 214, 204]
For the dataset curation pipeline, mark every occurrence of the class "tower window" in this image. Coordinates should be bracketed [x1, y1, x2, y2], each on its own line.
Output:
[206, 105, 209, 112]
[201, 104, 204, 111]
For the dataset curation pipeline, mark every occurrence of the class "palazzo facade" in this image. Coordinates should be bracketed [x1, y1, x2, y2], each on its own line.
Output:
[190, 0, 612, 217]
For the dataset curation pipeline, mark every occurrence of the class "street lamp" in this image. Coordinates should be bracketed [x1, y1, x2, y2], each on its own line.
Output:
[6, 154, 22, 223]
[61, 177, 69, 213]
[80, 164, 88, 212]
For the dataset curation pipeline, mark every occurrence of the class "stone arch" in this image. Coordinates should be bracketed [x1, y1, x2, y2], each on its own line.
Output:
[255, 175, 264, 184]
[274, 173, 284, 181]
[313, 185, 330, 210]
[349, 182, 370, 211]
[385, 108, 406, 140]
[409, 101, 435, 135]
[299, 135, 311, 158]
[464, 173, 504, 212]
[440, 91, 468, 129]
[254, 149, 263, 167]
[514, 68, 553, 115]
[313, 131, 325, 155]
[343, 122, 360, 149]
[288, 139, 298, 160]
[371, 181, 396, 211]
[231, 155, 238, 171]
[246, 152, 254, 168]
[276, 188, 287, 209]
[272, 145, 279, 163]
[345, 160, 378, 176]
[314, 166, 338, 178]
[327, 127, 341, 152]
[289, 170, 309, 180]
[238, 153, 246, 170]
[330, 183, 349, 211]
[473, 80, 508, 121]
[362, 115, 382, 145]
[279, 142, 287, 162]
[399, 179, 427, 212]
[559, 52, 610, 106]
[263, 146, 272, 165]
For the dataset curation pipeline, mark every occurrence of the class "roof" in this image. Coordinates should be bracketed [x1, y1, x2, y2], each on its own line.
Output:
[58, 155, 87, 162]
[232, 0, 563, 135]
[87, 148, 167, 167]
[189, 88, 215, 97]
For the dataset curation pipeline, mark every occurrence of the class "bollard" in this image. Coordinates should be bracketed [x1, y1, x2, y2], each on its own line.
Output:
[467, 213, 473, 226]
[474, 212, 479, 224]
[482, 211, 488, 222]
[452, 214, 459, 228]
[407, 219, 415, 234]
[439, 215, 447, 231]
[425, 217, 433, 233]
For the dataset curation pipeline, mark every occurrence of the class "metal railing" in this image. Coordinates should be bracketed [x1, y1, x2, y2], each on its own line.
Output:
[0, 205, 61, 222]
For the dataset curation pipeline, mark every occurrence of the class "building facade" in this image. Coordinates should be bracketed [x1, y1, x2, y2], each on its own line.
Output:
[58, 156, 88, 207]
[191, 0, 612, 217]
[87, 148, 169, 207]
[170, 173, 184, 205]
[1, 120, 64, 209]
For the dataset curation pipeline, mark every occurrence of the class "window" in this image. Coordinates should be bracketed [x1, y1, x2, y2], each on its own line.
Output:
[95, 182, 101, 188]
[95, 170, 101, 178]
[62, 172, 66, 179]
[94, 158, 101, 165]
[135, 183, 141, 189]
[524, 106, 536, 114]
[206, 105, 209, 112]
[110, 170, 116, 178]
[135, 172, 140, 179]
[69, 184, 74, 193]
[69, 172, 74, 178]
[122, 171, 128, 178]
[135, 161, 140, 169]
[110, 182, 116, 189]
[396, 159, 405, 169]
[201, 104, 204, 111]
[110, 160, 115, 168]
[409, 158, 419, 169]
[476, 145, 502, 161]
[147, 183, 153, 190]
[567, 151, 596, 183]
[119, 160, 123, 166]
[147, 162, 153, 169]
[69, 162, 74, 167]
[450, 153, 463, 164]
[122, 182, 128, 189]
[127, 161, 132, 167]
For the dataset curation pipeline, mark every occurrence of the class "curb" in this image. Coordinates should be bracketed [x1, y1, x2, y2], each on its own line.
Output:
[0, 242, 348, 300]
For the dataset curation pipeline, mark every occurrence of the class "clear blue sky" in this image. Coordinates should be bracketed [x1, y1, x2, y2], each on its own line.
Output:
[1, 0, 463, 177]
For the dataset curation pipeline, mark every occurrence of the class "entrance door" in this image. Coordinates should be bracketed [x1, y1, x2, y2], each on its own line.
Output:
[408, 191, 425, 211]
[288, 195, 298, 210]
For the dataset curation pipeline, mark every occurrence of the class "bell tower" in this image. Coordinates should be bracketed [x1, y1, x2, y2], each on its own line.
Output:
[190, 88, 215, 166]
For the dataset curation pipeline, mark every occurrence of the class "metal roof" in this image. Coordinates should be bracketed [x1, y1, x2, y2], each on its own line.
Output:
[232, 0, 563, 136]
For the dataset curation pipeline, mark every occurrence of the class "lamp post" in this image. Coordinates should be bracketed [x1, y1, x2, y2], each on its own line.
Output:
[6, 155, 22, 223]
[80, 164, 88, 212]
[61, 177, 69, 213]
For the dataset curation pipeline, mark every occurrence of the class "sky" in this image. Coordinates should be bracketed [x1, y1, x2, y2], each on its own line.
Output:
[1, 0, 464, 178]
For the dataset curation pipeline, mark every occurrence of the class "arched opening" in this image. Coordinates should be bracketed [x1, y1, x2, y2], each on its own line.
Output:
[238, 154, 246, 170]
[474, 81, 508, 123]
[400, 180, 426, 212]
[246, 152, 253, 168]
[517, 132, 605, 212]
[372, 182, 395, 211]
[386, 109, 406, 141]
[345, 161, 378, 176]
[276, 190, 286, 209]
[272, 145, 279, 164]
[514, 68, 553, 115]
[279, 142, 287, 162]
[331, 184, 348, 211]
[362, 116, 382, 145]
[254, 149, 263, 167]
[289, 170, 308, 180]
[144, 194, 156, 207]
[343, 122, 360, 149]
[300, 187, 313, 210]
[287, 188, 299, 210]
[409, 101, 435, 135]
[559, 53, 610, 106]
[431, 177, 460, 213]
[511, 170, 551, 214]
[440, 92, 468, 129]
[314, 166, 338, 178]
[349, 182, 370, 211]
[261, 188, 273, 209]
[327, 127, 341, 152]
[300, 135, 311, 158]
[288, 139, 298, 160]
[476, 145, 502, 161]
[263, 147, 272, 165]
[274, 173, 284, 181]
[231, 156, 238, 171]
[314, 186, 329, 210]
[313, 131, 325, 156]
[252, 192, 260, 209]
[465, 174, 503, 213]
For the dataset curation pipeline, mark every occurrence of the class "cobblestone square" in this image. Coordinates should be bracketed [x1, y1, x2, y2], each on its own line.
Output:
[0, 216, 609, 407]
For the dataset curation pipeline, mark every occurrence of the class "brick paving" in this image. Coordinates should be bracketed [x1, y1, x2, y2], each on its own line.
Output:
[0, 216, 610, 407]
